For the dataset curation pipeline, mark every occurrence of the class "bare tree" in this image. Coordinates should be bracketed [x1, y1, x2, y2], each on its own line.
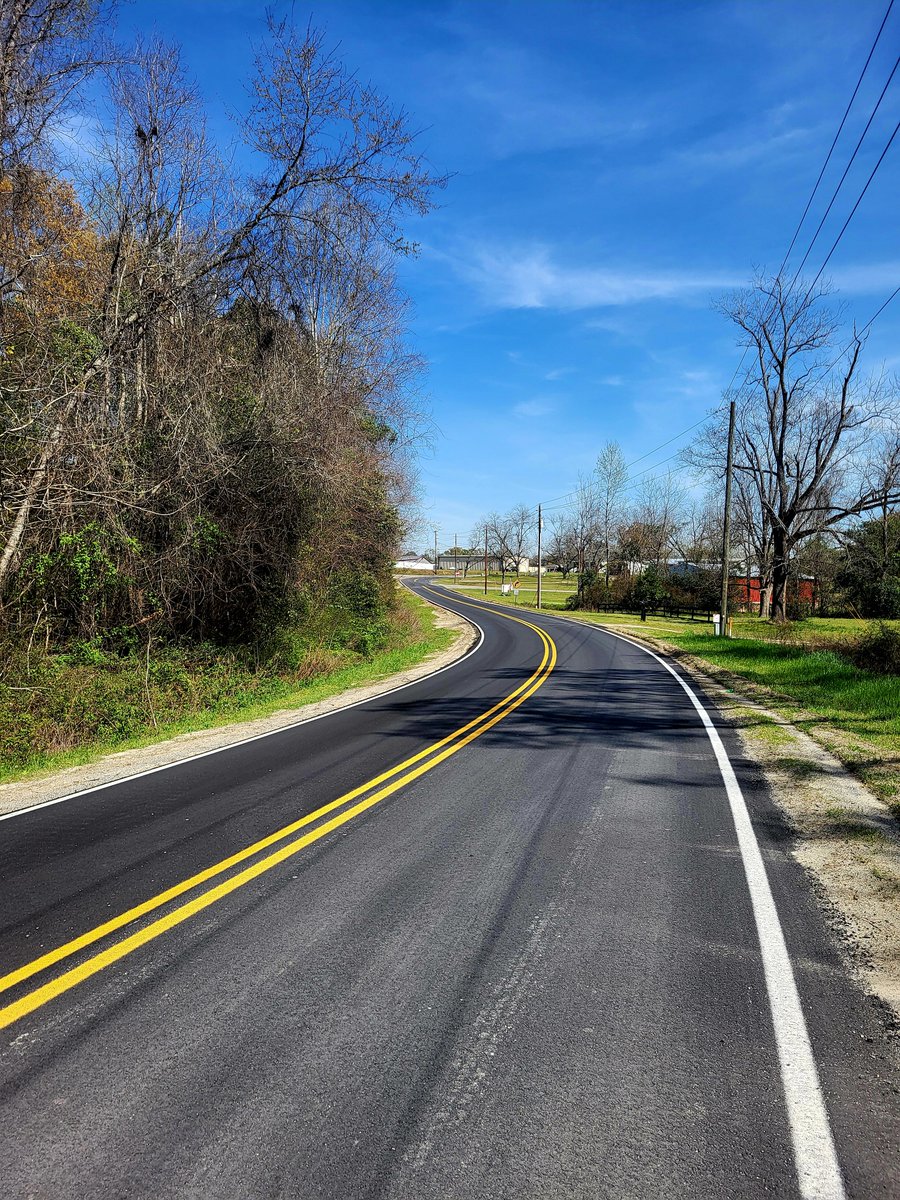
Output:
[595, 440, 627, 585]
[546, 511, 579, 577]
[481, 512, 510, 584]
[503, 503, 535, 575]
[629, 473, 684, 569]
[715, 274, 899, 621]
[0, 0, 111, 175]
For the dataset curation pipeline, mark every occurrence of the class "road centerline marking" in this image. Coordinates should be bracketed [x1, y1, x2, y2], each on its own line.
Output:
[1, 597, 556, 1030]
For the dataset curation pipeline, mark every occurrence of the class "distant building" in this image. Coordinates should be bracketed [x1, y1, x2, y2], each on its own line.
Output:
[436, 553, 504, 574]
[394, 552, 434, 572]
[732, 574, 814, 613]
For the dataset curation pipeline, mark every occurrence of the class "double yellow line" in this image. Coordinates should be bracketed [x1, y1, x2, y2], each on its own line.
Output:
[0, 593, 556, 1031]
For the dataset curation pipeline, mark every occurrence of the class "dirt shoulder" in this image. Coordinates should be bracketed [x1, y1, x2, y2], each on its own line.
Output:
[0, 599, 477, 820]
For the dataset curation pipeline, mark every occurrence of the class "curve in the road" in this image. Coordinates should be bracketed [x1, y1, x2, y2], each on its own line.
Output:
[550, 613, 846, 1200]
[0, 600, 556, 1032]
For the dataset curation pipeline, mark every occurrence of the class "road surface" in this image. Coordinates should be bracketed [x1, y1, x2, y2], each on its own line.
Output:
[1, 581, 898, 1198]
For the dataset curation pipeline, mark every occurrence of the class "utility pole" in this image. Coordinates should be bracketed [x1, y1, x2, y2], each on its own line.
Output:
[719, 399, 736, 636]
[536, 504, 543, 609]
[454, 533, 458, 580]
[433, 528, 438, 576]
[484, 526, 488, 596]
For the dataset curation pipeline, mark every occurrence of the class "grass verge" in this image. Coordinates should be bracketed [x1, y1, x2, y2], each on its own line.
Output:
[0, 588, 454, 786]
[446, 589, 900, 821]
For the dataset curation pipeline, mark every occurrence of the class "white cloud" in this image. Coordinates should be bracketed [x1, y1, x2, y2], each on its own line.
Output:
[676, 125, 811, 172]
[513, 398, 555, 419]
[828, 262, 900, 295]
[443, 241, 739, 311]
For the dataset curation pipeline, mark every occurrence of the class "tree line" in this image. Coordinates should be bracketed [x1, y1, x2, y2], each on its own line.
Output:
[1, 1, 441, 653]
[471, 275, 899, 621]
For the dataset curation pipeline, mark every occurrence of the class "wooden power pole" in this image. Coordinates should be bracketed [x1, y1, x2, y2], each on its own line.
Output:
[536, 504, 543, 609]
[719, 399, 736, 636]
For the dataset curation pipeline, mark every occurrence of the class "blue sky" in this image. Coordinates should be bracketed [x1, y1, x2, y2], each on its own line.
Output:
[110, 0, 899, 551]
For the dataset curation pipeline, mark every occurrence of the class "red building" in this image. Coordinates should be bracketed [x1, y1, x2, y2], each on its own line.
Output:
[731, 575, 815, 613]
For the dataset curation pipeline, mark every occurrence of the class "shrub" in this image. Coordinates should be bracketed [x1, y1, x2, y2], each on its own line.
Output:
[845, 622, 900, 676]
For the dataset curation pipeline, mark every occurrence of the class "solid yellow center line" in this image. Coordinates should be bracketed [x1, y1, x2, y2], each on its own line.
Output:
[0, 598, 556, 1030]
[0, 602, 547, 998]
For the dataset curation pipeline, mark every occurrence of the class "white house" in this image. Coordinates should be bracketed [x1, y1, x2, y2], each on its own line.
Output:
[394, 552, 434, 572]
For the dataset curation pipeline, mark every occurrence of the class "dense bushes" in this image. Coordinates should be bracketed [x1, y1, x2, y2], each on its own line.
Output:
[844, 622, 900, 675]
[1, 15, 439, 661]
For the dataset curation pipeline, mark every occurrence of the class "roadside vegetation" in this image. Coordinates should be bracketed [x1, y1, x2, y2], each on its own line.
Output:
[1, 5, 446, 771]
[0, 588, 451, 784]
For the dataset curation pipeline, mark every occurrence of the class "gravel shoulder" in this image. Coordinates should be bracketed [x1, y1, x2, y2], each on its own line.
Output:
[0, 599, 477, 820]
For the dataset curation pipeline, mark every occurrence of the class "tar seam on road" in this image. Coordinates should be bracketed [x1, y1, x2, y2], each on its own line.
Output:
[596, 624, 846, 1200]
[0, 603, 556, 1032]
[0, 586, 485, 825]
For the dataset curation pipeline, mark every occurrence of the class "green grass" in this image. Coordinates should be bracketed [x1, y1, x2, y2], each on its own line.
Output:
[729, 614, 900, 646]
[445, 576, 897, 647]
[453, 589, 900, 817]
[0, 589, 454, 785]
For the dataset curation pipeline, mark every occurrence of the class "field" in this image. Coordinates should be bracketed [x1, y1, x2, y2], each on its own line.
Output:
[439, 573, 900, 645]
[438, 576, 900, 816]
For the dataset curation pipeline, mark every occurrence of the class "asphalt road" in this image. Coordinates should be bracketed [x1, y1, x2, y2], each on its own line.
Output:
[1, 581, 898, 1199]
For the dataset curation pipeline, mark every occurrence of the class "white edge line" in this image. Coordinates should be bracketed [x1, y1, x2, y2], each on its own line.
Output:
[580, 617, 846, 1200]
[441, 592, 845, 1198]
[0, 582, 485, 824]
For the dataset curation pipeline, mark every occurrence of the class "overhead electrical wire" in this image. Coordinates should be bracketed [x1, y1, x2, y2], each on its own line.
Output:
[806, 284, 900, 391]
[537, 1, 899, 521]
[777, 0, 895, 272]
[713, 3, 900, 412]
[789, 54, 900, 293]
[800, 115, 900, 303]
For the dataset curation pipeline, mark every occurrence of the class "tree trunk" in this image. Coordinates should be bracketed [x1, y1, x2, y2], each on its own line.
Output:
[0, 393, 79, 596]
[770, 529, 789, 622]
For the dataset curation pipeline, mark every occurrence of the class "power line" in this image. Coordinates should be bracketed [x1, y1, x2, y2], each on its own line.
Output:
[622, 453, 698, 493]
[729, 8, 898, 400]
[542, 277, 897, 521]
[624, 409, 724, 471]
[714, 22, 899, 445]
[806, 284, 900, 390]
[779, 0, 896, 274]
[800, 115, 900, 303]
[789, 53, 900, 292]
[538, 9, 899, 527]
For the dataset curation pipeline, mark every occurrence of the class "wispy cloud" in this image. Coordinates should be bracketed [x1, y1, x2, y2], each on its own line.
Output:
[513, 398, 555, 419]
[675, 124, 812, 173]
[441, 241, 739, 311]
[828, 261, 900, 296]
[422, 32, 652, 159]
